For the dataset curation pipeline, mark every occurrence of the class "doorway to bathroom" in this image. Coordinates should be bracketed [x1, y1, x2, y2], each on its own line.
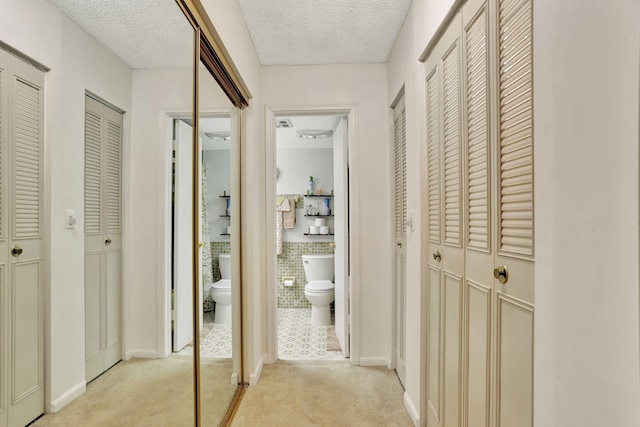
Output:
[267, 110, 351, 361]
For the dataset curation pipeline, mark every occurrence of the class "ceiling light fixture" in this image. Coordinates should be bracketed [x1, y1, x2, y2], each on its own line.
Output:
[296, 130, 333, 140]
[205, 132, 231, 141]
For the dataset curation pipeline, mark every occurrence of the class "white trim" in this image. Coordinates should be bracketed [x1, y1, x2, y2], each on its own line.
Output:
[49, 381, 86, 413]
[249, 355, 264, 385]
[403, 392, 420, 427]
[264, 104, 359, 365]
[124, 349, 158, 360]
[358, 357, 392, 367]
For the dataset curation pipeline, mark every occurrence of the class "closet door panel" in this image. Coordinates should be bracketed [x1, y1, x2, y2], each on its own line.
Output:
[495, 294, 533, 427]
[466, 280, 491, 427]
[84, 251, 102, 380]
[104, 250, 121, 367]
[427, 265, 442, 424]
[443, 272, 462, 427]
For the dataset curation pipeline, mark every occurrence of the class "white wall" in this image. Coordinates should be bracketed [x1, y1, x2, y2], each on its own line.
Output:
[128, 68, 230, 357]
[262, 64, 392, 364]
[0, 0, 133, 411]
[277, 148, 334, 196]
[204, 149, 231, 241]
[277, 147, 334, 242]
[533, 0, 640, 425]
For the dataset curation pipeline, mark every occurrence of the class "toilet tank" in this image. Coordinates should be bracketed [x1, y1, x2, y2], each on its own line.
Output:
[218, 254, 231, 279]
[302, 254, 334, 282]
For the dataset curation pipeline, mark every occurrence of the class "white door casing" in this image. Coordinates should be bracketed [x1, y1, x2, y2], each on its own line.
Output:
[393, 94, 407, 386]
[173, 119, 194, 352]
[0, 48, 45, 427]
[333, 116, 349, 357]
[84, 95, 123, 383]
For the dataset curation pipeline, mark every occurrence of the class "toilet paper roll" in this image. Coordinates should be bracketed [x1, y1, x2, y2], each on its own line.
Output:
[309, 226, 320, 234]
[227, 225, 231, 235]
[320, 226, 329, 235]
[315, 218, 326, 227]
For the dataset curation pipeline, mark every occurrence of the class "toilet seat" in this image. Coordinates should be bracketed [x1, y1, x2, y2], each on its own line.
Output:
[212, 279, 231, 291]
[305, 280, 334, 292]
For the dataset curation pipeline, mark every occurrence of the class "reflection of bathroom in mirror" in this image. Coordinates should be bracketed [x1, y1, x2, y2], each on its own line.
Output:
[0, 0, 242, 425]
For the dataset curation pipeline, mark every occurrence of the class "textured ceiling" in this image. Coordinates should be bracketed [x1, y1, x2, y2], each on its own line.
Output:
[46, 0, 412, 69]
[46, 0, 193, 69]
[238, 0, 413, 65]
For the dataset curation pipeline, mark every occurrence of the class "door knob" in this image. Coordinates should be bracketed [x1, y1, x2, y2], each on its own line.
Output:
[397, 242, 402, 248]
[433, 250, 441, 262]
[105, 238, 112, 246]
[11, 246, 23, 257]
[493, 265, 509, 284]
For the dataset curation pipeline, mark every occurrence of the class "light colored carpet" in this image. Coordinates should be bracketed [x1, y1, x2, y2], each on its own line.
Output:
[33, 356, 237, 427]
[230, 360, 413, 426]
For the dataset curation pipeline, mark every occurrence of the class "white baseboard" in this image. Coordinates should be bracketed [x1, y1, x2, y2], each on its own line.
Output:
[49, 380, 86, 413]
[358, 357, 391, 367]
[249, 355, 264, 385]
[125, 349, 158, 359]
[404, 392, 420, 426]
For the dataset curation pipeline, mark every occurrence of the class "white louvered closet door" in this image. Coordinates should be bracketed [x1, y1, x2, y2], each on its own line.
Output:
[426, 14, 465, 427]
[461, 0, 534, 425]
[462, 1, 494, 426]
[393, 94, 407, 387]
[84, 96, 122, 383]
[0, 48, 45, 427]
[492, 0, 534, 424]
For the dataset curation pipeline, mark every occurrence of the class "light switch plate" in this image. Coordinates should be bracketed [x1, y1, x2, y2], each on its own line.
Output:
[65, 209, 77, 229]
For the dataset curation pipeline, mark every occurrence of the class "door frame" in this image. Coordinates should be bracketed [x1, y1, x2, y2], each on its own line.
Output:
[264, 105, 359, 365]
[157, 108, 232, 358]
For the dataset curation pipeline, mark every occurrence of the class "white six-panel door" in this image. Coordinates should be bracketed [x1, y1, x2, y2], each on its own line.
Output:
[84, 95, 123, 383]
[426, 0, 534, 425]
[0, 48, 45, 427]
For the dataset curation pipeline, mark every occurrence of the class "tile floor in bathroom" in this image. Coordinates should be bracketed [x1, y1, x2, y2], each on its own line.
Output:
[176, 308, 345, 361]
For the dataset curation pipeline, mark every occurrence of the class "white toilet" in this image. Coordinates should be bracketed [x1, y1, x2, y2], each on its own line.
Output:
[211, 254, 231, 324]
[302, 254, 335, 326]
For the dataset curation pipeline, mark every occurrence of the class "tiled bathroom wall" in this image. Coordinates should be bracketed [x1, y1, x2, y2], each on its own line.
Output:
[277, 241, 335, 308]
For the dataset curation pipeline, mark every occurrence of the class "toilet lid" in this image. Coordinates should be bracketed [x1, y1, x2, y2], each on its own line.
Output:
[212, 279, 231, 290]
[306, 280, 334, 291]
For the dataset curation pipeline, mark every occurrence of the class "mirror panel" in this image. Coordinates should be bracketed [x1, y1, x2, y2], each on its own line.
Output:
[197, 59, 240, 424]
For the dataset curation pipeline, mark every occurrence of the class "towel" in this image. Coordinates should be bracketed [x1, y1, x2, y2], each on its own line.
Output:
[275, 198, 291, 255]
[282, 198, 296, 229]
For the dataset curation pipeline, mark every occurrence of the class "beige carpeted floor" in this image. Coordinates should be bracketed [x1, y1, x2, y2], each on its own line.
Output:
[33, 356, 237, 427]
[230, 360, 413, 427]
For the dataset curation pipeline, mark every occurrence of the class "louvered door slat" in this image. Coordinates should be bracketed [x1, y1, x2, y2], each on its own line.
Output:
[466, 6, 490, 251]
[426, 68, 441, 243]
[0, 69, 3, 240]
[394, 115, 403, 235]
[401, 107, 407, 238]
[498, 0, 533, 256]
[13, 78, 40, 239]
[84, 110, 102, 235]
[443, 42, 462, 246]
[106, 121, 121, 234]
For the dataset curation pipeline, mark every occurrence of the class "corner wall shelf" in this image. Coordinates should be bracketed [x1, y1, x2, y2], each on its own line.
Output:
[303, 233, 334, 236]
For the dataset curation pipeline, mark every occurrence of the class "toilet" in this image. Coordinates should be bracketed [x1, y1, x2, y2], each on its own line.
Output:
[302, 254, 335, 326]
[211, 254, 231, 324]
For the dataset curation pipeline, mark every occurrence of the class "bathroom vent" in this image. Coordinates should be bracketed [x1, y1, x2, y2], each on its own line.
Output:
[297, 130, 333, 140]
[276, 118, 293, 128]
